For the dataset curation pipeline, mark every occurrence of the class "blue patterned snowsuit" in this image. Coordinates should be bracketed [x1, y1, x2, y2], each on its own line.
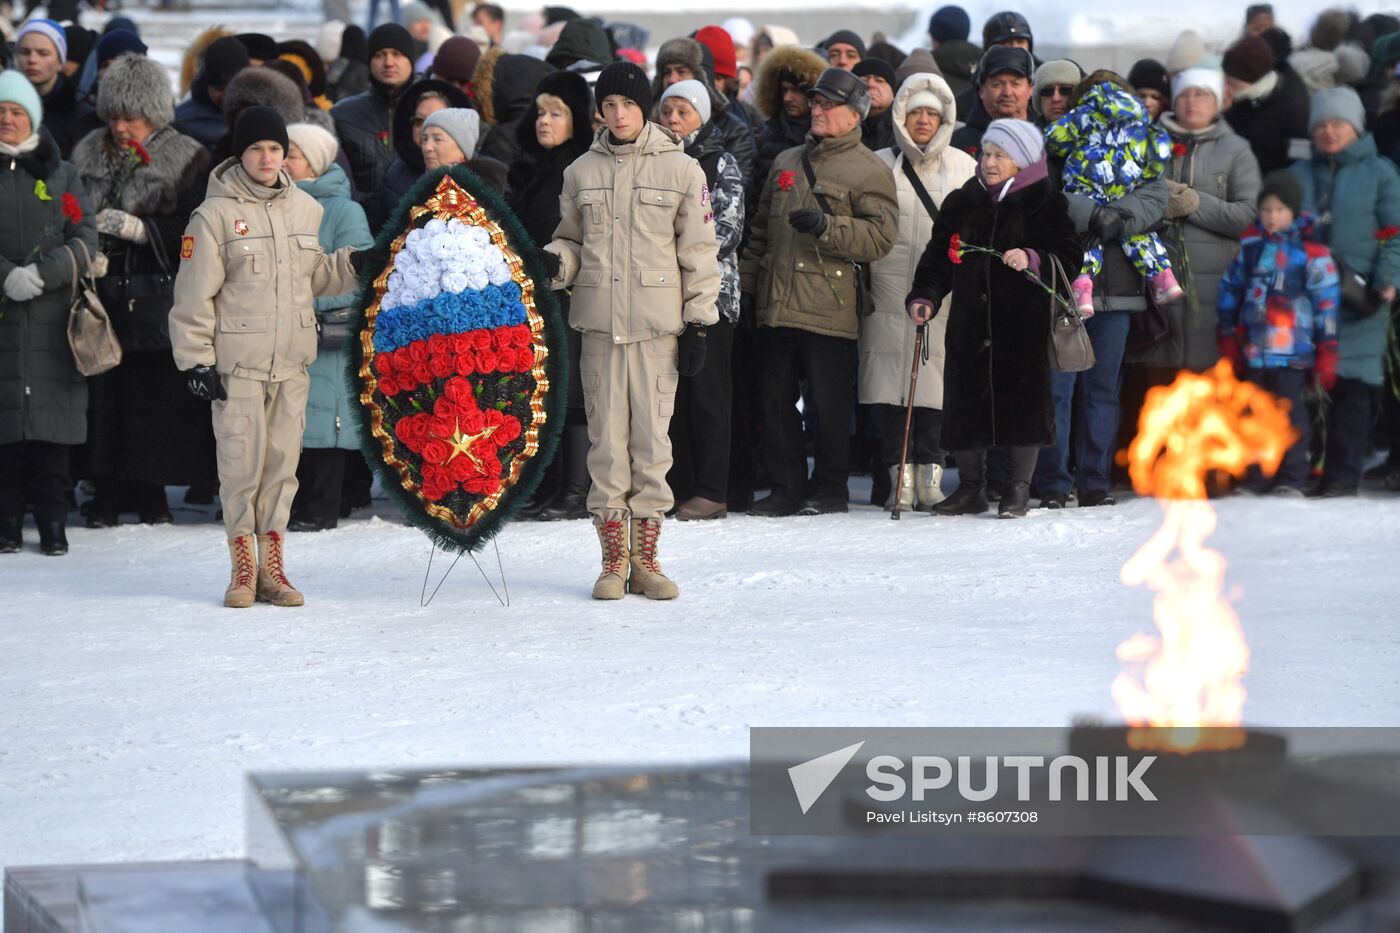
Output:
[1046, 82, 1174, 281]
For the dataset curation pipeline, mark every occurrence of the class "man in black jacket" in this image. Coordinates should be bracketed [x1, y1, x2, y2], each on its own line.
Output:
[950, 45, 1035, 154]
[329, 23, 416, 196]
[1222, 34, 1310, 174]
[651, 36, 756, 189]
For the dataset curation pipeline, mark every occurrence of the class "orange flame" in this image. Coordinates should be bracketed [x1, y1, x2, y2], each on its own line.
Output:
[1114, 360, 1297, 753]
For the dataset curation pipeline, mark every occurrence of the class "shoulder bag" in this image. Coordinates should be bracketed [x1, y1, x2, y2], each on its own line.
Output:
[800, 151, 875, 317]
[66, 240, 123, 376]
[1045, 252, 1095, 373]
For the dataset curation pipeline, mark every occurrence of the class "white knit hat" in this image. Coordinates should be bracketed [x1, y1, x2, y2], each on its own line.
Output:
[982, 118, 1045, 168]
[659, 78, 712, 125]
[286, 122, 338, 177]
[1172, 66, 1224, 104]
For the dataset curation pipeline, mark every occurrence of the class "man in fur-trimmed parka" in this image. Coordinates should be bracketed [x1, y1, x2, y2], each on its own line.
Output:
[170, 107, 363, 609]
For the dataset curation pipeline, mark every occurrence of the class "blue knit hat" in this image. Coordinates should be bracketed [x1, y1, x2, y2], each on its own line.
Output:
[16, 18, 67, 62]
[1309, 85, 1365, 135]
[929, 6, 971, 43]
[96, 29, 148, 67]
[0, 70, 43, 131]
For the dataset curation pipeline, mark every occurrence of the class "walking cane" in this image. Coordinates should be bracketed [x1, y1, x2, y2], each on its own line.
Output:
[891, 323, 928, 520]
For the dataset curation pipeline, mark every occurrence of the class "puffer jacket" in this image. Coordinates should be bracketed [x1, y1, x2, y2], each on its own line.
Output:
[330, 76, 412, 196]
[739, 124, 899, 340]
[1291, 133, 1400, 385]
[170, 159, 360, 382]
[1134, 113, 1260, 371]
[298, 164, 375, 449]
[545, 122, 720, 341]
[0, 131, 99, 446]
[862, 75, 976, 410]
[1217, 213, 1340, 369]
[685, 121, 745, 323]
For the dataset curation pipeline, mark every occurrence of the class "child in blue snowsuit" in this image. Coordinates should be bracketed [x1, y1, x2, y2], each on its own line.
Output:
[1045, 80, 1184, 313]
[1217, 170, 1340, 493]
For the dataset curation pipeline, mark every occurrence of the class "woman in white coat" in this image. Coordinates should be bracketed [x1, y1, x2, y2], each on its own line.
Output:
[860, 73, 977, 510]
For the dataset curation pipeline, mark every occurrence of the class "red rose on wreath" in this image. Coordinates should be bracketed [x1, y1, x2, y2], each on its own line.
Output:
[391, 384, 522, 502]
[511, 324, 532, 347]
[451, 333, 474, 355]
[443, 377, 474, 405]
[428, 334, 451, 356]
[471, 331, 492, 350]
[776, 169, 797, 192]
[379, 375, 399, 396]
[477, 348, 499, 372]
[429, 354, 454, 379]
[407, 341, 430, 363]
[454, 352, 476, 375]
[411, 361, 433, 386]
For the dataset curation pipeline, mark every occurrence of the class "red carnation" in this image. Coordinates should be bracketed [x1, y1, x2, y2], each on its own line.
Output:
[459, 406, 484, 433]
[515, 347, 535, 372]
[422, 438, 452, 465]
[512, 324, 533, 348]
[429, 354, 454, 379]
[1376, 225, 1400, 242]
[60, 192, 82, 223]
[776, 169, 797, 192]
[124, 139, 150, 166]
[412, 362, 433, 386]
[374, 353, 394, 376]
[451, 333, 474, 355]
[443, 377, 474, 405]
[454, 353, 476, 375]
[378, 375, 399, 396]
[476, 348, 499, 372]
[427, 334, 451, 356]
[1171, 142, 1187, 158]
[471, 331, 492, 350]
[948, 233, 963, 265]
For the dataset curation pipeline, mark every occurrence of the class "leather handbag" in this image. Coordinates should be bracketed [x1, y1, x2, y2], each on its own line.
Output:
[65, 241, 122, 376]
[1045, 253, 1095, 373]
[105, 229, 176, 352]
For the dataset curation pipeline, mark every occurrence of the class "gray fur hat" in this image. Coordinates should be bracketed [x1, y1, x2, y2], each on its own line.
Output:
[97, 54, 174, 128]
[221, 66, 305, 128]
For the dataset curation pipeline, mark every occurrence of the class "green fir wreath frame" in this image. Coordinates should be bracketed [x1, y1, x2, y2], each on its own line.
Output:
[347, 163, 568, 554]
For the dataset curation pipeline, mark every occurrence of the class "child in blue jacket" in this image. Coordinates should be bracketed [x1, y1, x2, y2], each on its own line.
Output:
[1045, 78, 1184, 314]
[1217, 170, 1340, 493]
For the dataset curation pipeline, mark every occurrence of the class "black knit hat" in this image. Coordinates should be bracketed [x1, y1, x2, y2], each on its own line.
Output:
[1260, 169, 1303, 216]
[823, 29, 866, 59]
[594, 61, 652, 114]
[204, 36, 250, 88]
[1127, 58, 1170, 101]
[368, 23, 413, 61]
[852, 57, 896, 89]
[233, 105, 289, 156]
[235, 32, 278, 63]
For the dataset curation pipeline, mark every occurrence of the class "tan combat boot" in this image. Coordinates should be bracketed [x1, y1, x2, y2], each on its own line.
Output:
[225, 535, 257, 608]
[256, 531, 305, 607]
[592, 516, 629, 600]
[628, 517, 678, 600]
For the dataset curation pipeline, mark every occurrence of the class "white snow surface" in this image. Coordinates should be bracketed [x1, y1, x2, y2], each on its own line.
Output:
[2, 492, 1398, 881]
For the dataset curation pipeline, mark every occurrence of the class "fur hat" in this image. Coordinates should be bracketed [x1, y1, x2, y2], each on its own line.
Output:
[1223, 36, 1275, 84]
[221, 66, 305, 128]
[286, 122, 338, 176]
[753, 44, 827, 120]
[97, 53, 173, 128]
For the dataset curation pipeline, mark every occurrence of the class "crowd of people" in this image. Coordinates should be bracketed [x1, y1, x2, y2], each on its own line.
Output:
[1, 2, 1398, 603]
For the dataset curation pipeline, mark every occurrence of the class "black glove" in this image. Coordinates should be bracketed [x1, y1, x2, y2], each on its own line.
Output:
[186, 364, 227, 402]
[678, 323, 707, 377]
[530, 248, 562, 279]
[1089, 205, 1127, 240]
[350, 246, 387, 273]
[739, 292, 757, 328]
[788, 207, 828, 236]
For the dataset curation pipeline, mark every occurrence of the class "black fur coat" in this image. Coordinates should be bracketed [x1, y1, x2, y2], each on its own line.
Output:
[908, 166, 1080, 451]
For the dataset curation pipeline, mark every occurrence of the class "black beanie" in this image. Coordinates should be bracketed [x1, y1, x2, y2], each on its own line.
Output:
[593, 61, 652, 115]
[204, 36, 250, 88]
[1260, 169, 1303, 216]
[1127, 58, 1171, 101]
[824, 29, 866, 59]
[235, 32, 278, 63]
[852, 57, 896, 89]
[340, 25, 368, 64]
[368, 23, 413, 61]
[233, 105, 289, 156]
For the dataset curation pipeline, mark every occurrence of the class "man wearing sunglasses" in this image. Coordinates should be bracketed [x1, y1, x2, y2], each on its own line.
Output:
[1033, 60, 1084, 126]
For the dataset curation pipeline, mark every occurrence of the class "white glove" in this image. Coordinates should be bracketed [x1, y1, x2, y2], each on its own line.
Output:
[95, 208, 147, 243]
[90, 252, 109, 278]
[4, 264, 45, 302]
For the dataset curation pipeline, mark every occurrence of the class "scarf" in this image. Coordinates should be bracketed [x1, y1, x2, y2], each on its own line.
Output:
[976, 155, 1049, 202]
[0, 133, 42, 157]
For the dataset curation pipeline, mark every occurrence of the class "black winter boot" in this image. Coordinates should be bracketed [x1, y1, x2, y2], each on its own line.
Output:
[539, 425, 591, 521]
[38, 520, 68, 556]
[0, 515, 21, 553]
[998, 482, 1031, 518]
[934, 450, 989, 516]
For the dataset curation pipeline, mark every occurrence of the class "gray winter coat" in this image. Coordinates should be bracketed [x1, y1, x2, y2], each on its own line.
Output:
[1135, 113, 1260, 371]
[0, 131, 99, 445]
[861, 74, 976, 410]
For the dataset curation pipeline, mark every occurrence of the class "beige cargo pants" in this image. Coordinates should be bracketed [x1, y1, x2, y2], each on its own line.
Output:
[213, 372, 309, 539]
[579, 332, 679, 522]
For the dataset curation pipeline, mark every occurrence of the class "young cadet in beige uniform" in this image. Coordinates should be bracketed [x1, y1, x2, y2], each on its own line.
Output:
[171, 107, 363, 609]
[541, 62, 720, 600]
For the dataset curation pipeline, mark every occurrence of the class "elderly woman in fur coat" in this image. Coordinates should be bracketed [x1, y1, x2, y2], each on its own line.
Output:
[906, 118, 1080, 518]
[71, 53, 214, 527]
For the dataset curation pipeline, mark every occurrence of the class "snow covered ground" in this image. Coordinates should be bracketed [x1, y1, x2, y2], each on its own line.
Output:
[2, 488, 1399, 886]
